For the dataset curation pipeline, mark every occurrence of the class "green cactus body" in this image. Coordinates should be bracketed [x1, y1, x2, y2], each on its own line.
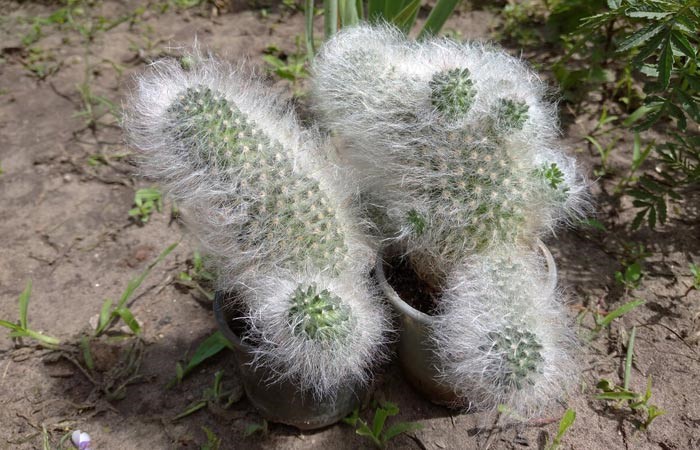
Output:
[410, 131, 530, 251]
[482, 325, 544, 391]
[288, 284, 352, 342]
[430, 68, 476, 118]
[167, 86, 348, 272]
[495, 98, 529, 131]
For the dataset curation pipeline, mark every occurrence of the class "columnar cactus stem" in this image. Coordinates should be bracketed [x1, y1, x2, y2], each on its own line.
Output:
[126, 53, 389, 399]
[432, 248, 576, 417]
[165, 85, 348, 274]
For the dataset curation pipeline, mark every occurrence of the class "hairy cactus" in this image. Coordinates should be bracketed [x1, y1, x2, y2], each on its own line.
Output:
[126, 53, 372, 283]
[432, 248, 575, 417]
[126, 52, 389, 398]
[288, 284, 352, 341]
[312, 25, 590, 283]
[244, 272, 388, 399]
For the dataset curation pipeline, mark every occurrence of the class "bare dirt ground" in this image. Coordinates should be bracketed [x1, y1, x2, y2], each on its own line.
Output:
[1, 1, 699, 449]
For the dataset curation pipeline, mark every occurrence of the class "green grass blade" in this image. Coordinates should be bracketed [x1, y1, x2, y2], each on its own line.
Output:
[595, 391, 639, 401]
[384, 0, 407, 19]
[23, 329, 60, 346]
[383, 421, 423, 442]
[18, 280, 32, 329]
[305, 0, 315, 56]
[167, 331, 233, 387]
[114, 307, 141, 335]
[95, 298, 114, 335]
[183, 331, 233, 374]
[623, 326, 636, 390]
[324, 0, 338, 39]
[392, 0, 421, 34]
[550, 408, 576, 449]
[339, 0, 360, 27]
[117, 242, 178, 308]
[0, 319, 21, 331]
[172, 400, 207, 421]
[81, 336, 95, 370]
[599, 299, 645, 328]
[418, 0, 461, 39]
[368, 0, 385, 21]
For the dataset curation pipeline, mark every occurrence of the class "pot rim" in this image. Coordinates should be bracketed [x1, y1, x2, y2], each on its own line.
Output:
[375, 239, 558, 325]
[213, 294, 251, 351]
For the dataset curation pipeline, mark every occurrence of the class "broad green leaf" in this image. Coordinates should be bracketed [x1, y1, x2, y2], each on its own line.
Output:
[418, 0, 462, 39]
[657, 37, 673, 90]
[607, 0, 621, 8]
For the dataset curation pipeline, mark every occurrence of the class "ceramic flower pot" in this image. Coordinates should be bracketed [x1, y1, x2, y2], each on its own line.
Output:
[213, 292, 363, 430]
[374, 240, 557, 407]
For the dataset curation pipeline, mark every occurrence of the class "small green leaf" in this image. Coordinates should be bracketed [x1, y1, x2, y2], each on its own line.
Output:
[81, 336, 95, 371]
[599, 300, 645, 328]
[670, 31, 696, 59]
[18, 280, 32, 330]
[383, 421, 423, 442]
[114, 307, 141, 334]
[617, 23, 666, 53]
[95, 298, 114, 335]
[657, 37, 673, 90]
[558, 409, 576, 436]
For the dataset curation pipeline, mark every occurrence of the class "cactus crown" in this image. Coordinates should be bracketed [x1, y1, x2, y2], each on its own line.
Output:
[430, 68, 476, 118]
[167, 86, 348, 272]
[288, 284, 352, 341]
[495, 98, 529, 131]
[482, 325, 544, 391]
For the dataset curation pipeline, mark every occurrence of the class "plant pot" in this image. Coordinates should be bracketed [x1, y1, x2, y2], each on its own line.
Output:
[213, 292, 363, 430]
[374, 240, 558, 407]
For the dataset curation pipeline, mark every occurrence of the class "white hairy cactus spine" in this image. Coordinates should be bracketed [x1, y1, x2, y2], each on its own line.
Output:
[311, 24, 590, 283]
[126, 51, 390, 399]
[126, 52, 373, 288]
[432, 248, 576, 417]
[240, 270, 389, 399]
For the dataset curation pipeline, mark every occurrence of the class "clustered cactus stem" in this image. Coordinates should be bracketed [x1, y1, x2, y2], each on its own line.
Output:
[312, 25, 590, 286]
[127, 25, 589, 417]
[311, 24, 588, 416]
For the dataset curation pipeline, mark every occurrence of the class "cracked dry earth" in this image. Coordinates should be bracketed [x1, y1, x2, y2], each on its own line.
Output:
[1, 1, 699, 449]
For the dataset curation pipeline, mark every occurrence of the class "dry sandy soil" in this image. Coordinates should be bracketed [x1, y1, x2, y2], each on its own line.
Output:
[1, 1, 699, 449]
